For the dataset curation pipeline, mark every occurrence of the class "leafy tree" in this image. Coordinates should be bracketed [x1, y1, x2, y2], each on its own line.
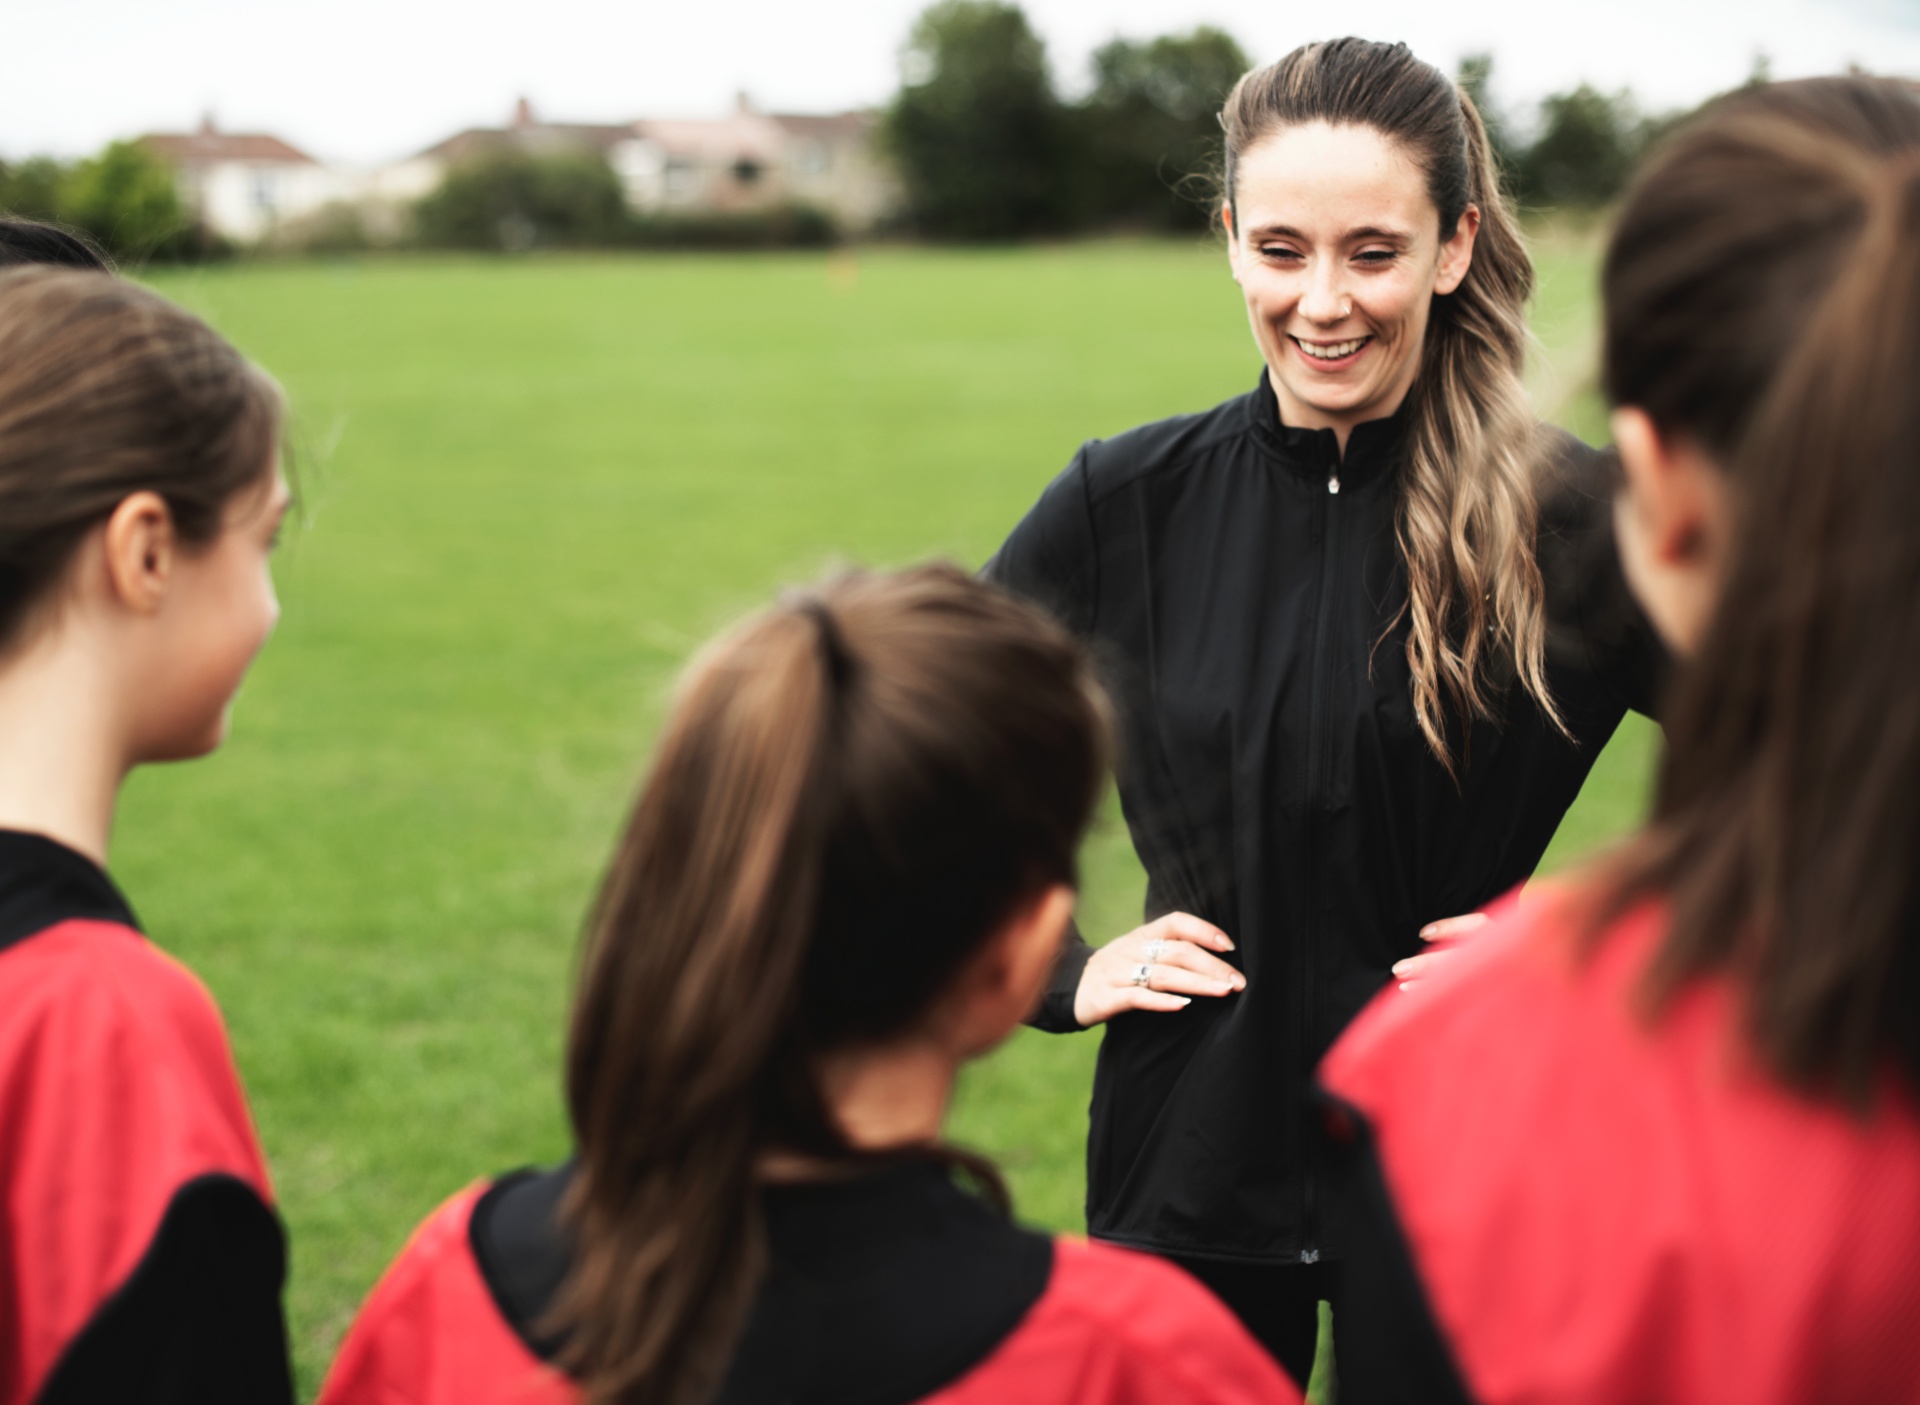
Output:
[1514, 84, 1642, 208]
[1075, 26, 1249, 230]
[413, 152, 631, 250]
[60, 141, 199, 261]
[883, 0, 1071, 239]
[1456, 54, 1524, 186]
[0, 156, 70, 222]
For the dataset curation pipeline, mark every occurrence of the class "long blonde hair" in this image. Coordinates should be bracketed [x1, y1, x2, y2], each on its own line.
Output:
[1223, 38, 1561, 771]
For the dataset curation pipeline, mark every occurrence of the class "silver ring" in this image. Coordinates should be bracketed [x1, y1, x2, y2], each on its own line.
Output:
[1142, 939, 1167, 963]
[1130, 963, 1153, 987]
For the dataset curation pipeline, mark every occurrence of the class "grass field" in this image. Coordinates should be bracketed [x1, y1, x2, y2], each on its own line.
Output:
[131, 235, 1656, 1397]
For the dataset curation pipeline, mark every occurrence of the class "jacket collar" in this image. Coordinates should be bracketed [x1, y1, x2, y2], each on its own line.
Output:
[1246, 368, 1410, 489]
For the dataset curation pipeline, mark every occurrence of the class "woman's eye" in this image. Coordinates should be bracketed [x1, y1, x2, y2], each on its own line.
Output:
[1355, 250, 1398, 266]
[1260, 245, 1302, 261]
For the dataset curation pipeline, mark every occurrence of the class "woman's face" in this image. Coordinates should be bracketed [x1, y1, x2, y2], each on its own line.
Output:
[1226, 122, 1478, 441]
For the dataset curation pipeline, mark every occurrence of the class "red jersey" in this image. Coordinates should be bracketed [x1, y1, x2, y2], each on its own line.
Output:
[0, 829, 291, 1405]
[1319, 887, 1920, 1405]
[319, 1161, 1301, 1405]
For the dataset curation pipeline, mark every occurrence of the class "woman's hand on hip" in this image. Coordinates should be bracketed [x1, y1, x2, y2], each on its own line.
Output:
[1391, 911, 1491, 990]
[1073, 912, 1245, 1028]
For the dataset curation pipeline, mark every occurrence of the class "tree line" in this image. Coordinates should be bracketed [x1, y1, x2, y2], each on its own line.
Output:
[882, 0, 1724, 240]
[1, 2, 1747, 261]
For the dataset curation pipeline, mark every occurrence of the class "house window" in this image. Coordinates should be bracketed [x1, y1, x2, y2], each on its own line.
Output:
[732, 157, 763, 186]
[793, 140, 828, 176]
[250, 171, 277, 211]
[664, 159, 696, 197]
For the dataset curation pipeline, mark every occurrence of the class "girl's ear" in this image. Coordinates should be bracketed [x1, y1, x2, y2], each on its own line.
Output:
[949, 885, 1076, 1057]
[1434, 204, 1481, 296]
[100, 491, 178, 616]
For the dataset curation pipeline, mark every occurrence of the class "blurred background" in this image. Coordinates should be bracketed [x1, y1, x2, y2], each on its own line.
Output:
[5, 1, 1914, 1398]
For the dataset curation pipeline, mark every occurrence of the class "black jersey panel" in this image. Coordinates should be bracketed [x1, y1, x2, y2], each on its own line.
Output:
[0, 828, 139, 953]
[471, 1161, 1055, 1405]
[35, 1172, 293, 1405]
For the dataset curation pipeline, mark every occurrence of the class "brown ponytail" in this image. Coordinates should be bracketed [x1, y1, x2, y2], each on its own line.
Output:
[0, 267, 281, 651]
[1598, 77, 1920, 1101]
[554, 563, 1111, 1405]
[1221, 39, 1558, 773]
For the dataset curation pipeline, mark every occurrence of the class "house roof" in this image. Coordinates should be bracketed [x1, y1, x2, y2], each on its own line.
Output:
[140, 126, 318, 168]
[768, 111, 876, 143]
[418, 122, 632, 166]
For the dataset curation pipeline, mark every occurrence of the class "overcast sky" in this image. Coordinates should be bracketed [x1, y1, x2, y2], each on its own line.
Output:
[3, 0, 1916, 165]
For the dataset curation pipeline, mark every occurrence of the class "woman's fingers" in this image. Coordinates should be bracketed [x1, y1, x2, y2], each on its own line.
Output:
[1149, 939, 1245, 992]
[1391, 949, 1454, 987]
[1419, 911, 1490, 942]
[1147, 911, 1236, 952]
[1072, 914, 1246, 1026]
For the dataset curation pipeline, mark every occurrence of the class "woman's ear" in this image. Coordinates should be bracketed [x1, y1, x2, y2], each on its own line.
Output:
[1433, 204, 1481, 296]
[1223, 203, 1250, 286]
[100, 491, 177, 617]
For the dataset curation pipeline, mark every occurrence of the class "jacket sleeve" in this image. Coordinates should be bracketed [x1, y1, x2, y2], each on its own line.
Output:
[1, 923, 291, 1405]
[1535, 433, 1668, 721]
[985, 448, 1104, 1034]
[1317, 1097, 1478, 1405]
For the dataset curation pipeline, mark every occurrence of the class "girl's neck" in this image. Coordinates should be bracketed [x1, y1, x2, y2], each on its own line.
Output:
[761, 1038, 958, 1182]
[0, 627, 127, 866]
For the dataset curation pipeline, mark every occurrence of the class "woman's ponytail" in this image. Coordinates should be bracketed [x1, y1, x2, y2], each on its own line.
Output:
[555, 565, 1110, 1405]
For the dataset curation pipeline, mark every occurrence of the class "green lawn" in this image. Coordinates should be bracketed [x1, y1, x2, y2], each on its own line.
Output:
[128, 236, 1655, 1397]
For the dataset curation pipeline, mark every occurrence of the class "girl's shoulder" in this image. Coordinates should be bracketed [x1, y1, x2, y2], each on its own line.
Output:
[316, 1181, 575, 1405]
[929, 1237, 1301, 1405]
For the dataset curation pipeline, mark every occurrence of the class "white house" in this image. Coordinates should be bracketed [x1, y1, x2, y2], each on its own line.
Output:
[139, 119, 345, 243]
[389, 96, 898, 232]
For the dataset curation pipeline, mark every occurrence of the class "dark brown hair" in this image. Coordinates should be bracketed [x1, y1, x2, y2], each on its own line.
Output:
[1600, 76, 1920, 1100]
[1222, 38, 1557, 772]
[0, 218, 113, 272]
[555, 563, 1111, 1405]
[0, 267, 282, 650]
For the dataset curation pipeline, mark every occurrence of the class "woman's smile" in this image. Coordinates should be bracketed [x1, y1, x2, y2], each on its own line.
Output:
[1288, 333, 1374, 369]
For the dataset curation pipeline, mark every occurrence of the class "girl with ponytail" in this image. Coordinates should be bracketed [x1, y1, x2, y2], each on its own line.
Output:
[988, 36, 1660, 1382]
[320, 564, 1301, 1405]
[1321, 76, 1920, 1403]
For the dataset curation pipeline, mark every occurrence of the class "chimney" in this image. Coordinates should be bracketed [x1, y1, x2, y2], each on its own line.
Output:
[735, 90, 754, 116]
[512, 96, 536, 130]
[198, 111, 218, 137]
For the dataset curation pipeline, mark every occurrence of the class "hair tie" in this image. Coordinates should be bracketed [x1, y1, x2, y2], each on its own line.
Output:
[792, 595, 856, 692]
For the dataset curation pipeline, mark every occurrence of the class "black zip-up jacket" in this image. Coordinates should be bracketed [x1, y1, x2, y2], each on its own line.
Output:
[985, 372, 1661, 1266]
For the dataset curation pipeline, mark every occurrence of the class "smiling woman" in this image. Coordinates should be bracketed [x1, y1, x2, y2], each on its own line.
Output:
[986, 37, 1664, 1391]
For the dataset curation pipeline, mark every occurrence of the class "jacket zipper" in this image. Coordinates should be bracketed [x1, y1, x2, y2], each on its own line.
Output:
[1299, 464, 1343, 1262]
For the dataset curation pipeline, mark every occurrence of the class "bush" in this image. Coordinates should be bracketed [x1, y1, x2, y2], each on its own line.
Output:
[61, 141, 214, 262]
[413, 152, 631, 251]
[883, 0, 1073, 239]
[629, 204, 838, 250]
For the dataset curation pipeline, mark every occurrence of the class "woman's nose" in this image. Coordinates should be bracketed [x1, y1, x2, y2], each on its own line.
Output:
[1297, 259, 1351, 325]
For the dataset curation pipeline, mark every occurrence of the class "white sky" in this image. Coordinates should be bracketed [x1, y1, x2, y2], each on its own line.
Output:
[2, 0, 1916, 165]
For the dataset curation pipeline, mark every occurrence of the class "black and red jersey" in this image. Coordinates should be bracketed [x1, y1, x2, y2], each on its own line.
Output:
[0, 829, 291, 1405]
[319, 1159, 1301, 1405]
[1319, 887, 1920, 1405]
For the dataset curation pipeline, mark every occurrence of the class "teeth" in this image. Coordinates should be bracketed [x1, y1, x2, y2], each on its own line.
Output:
[1298, 338, 1366, 360]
